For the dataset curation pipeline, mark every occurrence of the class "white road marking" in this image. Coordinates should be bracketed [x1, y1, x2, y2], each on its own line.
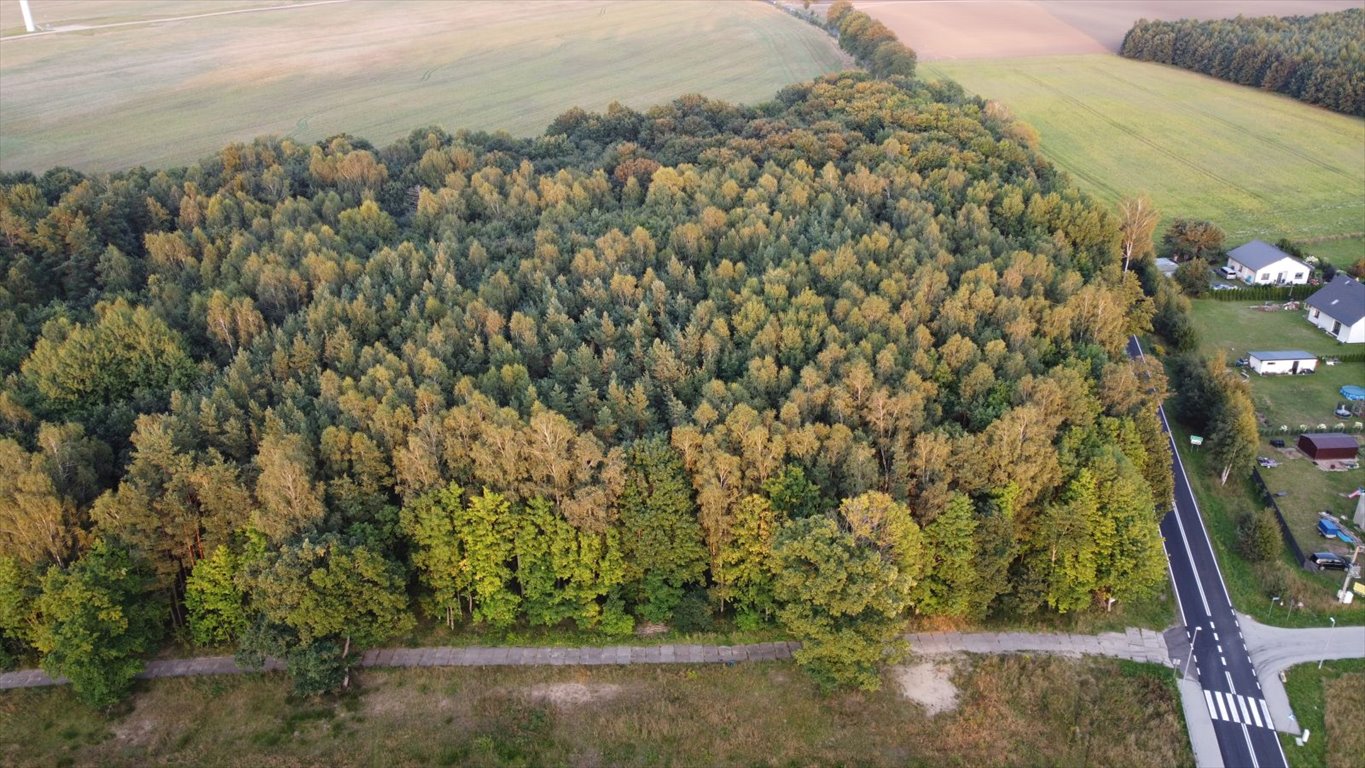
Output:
[1240, 696, 1254, 726]
[1248, 697, 1263, 727]
[1216, 691, 1229, 721]
[1226, 692, 1241, 723]
[1260, 700, 1274, 729]
[1205, 690, 1218, 719]
[1241, 724, 1260, 768]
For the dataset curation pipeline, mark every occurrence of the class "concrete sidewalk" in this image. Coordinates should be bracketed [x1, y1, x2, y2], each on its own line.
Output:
[1238, 613, 1365, 736]
[906, 626, 1172, 665]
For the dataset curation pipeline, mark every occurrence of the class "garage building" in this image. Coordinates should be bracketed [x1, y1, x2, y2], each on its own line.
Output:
[1297, 433, 1359, 461]
[1247, 350, 1317, 375]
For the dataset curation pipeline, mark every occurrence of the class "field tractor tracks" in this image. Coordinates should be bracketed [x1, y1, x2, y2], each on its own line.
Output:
[1018, 72, 1270, 204]
[1090, 66, 1356, 182]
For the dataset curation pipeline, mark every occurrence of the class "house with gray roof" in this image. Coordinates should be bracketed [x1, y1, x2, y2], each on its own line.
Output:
[1224, 240, 1309, 285]
[1306, 274, 1365, 344]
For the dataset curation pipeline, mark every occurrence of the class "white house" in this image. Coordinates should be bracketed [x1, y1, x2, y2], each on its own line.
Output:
[1306, 274, 1365, 344]
[1247, 350, 1317, 375]
[1225, 240, 1310, 285]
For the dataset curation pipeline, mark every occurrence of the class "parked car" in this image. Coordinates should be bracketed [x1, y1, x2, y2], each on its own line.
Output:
[1257, 456, 1279, 468]
[1309, 552, 1349, 570]
[1212, 283, 1238, 291]
[1270, 439, 1286, 448]
[1219, 266, 1238, 279]
[1234, 357, 1249, 367]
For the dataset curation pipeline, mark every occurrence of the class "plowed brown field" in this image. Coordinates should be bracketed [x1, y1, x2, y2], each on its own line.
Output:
[857, 1, 1364, 60]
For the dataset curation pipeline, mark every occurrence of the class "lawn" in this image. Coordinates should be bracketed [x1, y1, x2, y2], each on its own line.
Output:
[921, 55, 1365, 241]
[1188, 300, 1365, 431]
[0, 0, 848, 173]
[0, 656, 1190, 767]
[1279, 658, 1365, 768]
[1303, 237, 1365, 271]
[1257, 456, 1365, 567]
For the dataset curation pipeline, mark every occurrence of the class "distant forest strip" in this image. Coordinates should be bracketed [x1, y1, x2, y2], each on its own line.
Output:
[0, 62, 1177, 705]
[826, 0, 918, 79]
[1120, 8, 1365, 117]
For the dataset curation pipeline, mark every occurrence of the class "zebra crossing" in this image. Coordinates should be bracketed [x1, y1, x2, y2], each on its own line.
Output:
[1204, 689, 1274, 729]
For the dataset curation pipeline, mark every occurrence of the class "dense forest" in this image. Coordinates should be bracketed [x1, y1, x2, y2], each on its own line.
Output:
[0, 60, 1176, 701]
[1120, 8, 1365, 116]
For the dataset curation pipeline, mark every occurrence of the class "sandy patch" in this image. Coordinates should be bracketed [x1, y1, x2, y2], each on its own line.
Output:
[111, 713, 158, 747]
[524, 682, 623, 708]
[892, 660, 959, 716]
[363, 686, 457, 717]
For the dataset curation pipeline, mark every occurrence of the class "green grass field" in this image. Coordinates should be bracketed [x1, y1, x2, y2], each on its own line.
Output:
[1188, 300, 1365, 430]
[922, 55, 1365, 242]
[0, 656, 1190, 767]
[0, 0, 848, 173]
[1304, 237, 1365, 270]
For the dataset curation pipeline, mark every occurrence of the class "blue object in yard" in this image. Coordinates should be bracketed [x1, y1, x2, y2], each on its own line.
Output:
[1342, 385, 1365, 402]
[1340, 530, 1358, 545]
[1318, 518, 1343, 538]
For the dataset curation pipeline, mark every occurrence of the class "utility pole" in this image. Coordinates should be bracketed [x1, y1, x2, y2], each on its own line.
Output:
[1339, 543, 1363, 604]
[1319, 617, 1336, 669]
[19, 0, 37, 33]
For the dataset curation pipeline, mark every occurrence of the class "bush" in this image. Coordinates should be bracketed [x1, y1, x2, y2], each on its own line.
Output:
[1238, 509, 1281, 562]
[670, 591, 715, 633]
[1174, 259, 1210, 297]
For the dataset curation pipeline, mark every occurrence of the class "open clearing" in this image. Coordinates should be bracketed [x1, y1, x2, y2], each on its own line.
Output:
[0, 0, 847, 172]
[856, 1, 1363, 61]
[922, 55, 1365, 241]
[0, 656, 1189, 767]
[1279, 659, 1365, 768]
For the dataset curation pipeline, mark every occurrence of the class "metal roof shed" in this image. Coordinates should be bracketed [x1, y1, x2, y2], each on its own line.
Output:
[1297, 433, 1359, 461]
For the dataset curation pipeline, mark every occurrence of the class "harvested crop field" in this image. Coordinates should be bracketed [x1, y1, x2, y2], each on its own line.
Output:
[922, 55, 1365, 241]
[0, 0, 847, 172]
[856, 1, 1364, 60]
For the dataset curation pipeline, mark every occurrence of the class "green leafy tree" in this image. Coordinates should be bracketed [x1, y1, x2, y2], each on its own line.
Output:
[773, 492, 923, 691]
[0, 556, 39, 669]
[461, 489, 520, 628]
[1020, 470, 1100, 614]
[32, 541, 162, 707]
[240, 534, 412, 693]
[1210, 383, 1258, 485]
[713, 494, 784, 626]
[911, 494, 979, 618]
[619, 438, 707, 623]
[399, 483, 468, 628]
[21, 299, 195, 419]
[761, 465, 828, 520]
[185, 543, 250, 646]
[1239, 508, 1281, 562]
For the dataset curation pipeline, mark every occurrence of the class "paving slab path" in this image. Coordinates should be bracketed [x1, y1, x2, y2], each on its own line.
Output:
[0, 628, 1182, 691]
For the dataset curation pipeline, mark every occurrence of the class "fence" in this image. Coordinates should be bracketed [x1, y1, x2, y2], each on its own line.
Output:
[1251, 468, 1306, 567]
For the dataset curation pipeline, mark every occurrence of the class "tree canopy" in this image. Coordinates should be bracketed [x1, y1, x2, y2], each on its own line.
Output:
[0, 67, 1171, 694]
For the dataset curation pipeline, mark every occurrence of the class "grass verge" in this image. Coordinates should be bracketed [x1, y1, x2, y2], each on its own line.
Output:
[1278, 658, 1365, 768]
[0, 655, 1191, 767]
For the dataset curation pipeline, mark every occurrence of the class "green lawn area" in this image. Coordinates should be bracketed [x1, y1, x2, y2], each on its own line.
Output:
[922, 55, 1365, 241]
[1257, 455, 1365, 565]
[0, 0, 847, 172]
[0, 657, 1190, 767]
[1279, 659, 1365, 768]
[1303, 237, 1365, 271]
[1188, 299, 1365, 430]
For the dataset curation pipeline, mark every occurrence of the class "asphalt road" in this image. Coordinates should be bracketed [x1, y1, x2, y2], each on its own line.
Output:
[1130, 336, 1288, 768]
